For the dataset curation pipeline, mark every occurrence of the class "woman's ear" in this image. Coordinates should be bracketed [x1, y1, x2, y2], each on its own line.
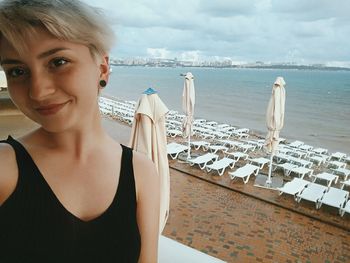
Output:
[99, 55, 110, 84]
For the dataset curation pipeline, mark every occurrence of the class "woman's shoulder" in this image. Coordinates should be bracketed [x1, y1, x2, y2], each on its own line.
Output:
[0, 140, 18, 205]
[0, 140, 17, 169]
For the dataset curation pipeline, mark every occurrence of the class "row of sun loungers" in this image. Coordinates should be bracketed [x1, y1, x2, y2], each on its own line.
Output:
[278, 178, 350, 217]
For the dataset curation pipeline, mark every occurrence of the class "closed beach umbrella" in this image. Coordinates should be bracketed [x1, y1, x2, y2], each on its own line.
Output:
[182, 72, 195, 159]
[129, 88, 170, 233]
[265, 77, 286, 184]
[0, 70, 7, 88]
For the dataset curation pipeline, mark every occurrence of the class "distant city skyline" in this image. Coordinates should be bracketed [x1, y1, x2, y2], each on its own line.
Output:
[84, 0, 350, 68]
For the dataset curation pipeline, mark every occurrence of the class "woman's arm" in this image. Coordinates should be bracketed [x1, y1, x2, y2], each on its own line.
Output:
[0, 144, 18, 205]
[133, 151, 160, 263]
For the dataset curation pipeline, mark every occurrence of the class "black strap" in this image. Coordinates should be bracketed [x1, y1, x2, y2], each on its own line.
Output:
[119, 145, 137, 205]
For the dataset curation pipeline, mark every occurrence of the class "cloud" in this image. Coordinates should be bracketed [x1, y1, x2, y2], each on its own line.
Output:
[83, 0, 350, 64]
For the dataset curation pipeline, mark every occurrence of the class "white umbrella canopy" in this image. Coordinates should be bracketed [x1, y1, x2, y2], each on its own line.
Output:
[129, 89, 170, 233]
[265, 77, 286, 184]
[0, 71, 7, 88]
[182, 72, 195, 158]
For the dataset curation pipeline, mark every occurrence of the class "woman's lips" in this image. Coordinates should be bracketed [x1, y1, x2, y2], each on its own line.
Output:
[36, 101, 70, 116]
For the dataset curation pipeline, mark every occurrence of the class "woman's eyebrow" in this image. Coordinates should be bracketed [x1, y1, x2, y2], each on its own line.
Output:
[0, 58, 22, 65]
[0, 47, 71, 65]
[37, 47, 70, 59]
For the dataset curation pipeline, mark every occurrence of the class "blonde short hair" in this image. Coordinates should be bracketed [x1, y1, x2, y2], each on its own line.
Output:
[0, 0, 115, 60]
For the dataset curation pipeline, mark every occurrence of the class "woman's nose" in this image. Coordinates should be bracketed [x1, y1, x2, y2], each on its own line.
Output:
[29, 71, 55, 100]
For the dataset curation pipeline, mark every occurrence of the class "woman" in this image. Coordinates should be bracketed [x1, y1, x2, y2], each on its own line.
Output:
[0, 0, 160, 262]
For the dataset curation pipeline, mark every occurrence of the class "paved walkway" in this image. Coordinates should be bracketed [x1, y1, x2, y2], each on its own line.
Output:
[163, 168, 350, 262]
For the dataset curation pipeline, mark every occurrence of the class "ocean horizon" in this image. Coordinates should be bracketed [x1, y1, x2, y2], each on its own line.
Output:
[103, 66, 350, 154]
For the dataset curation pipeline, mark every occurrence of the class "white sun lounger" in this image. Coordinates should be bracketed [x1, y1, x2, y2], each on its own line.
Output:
[308, 155, 326, 166]
[331, 152, 347, 161]
[331, 167, 350, 181]
[248, 157, 270, 169]
[167, 129, 183, 138]
[311, 172, 339, 187]
[208, 145, 228, 154]
[340, 200, 350, 217]
[228, 164, 260, 184]
[328, 161, 347, 169]
[277, 178, 310, 200]
[340, 179, 350, 190]
[218, 139, 241, 148]
[290, 166, 313, 179]
[318, 187, 349, 214]
[296, 183, 328, 208]
[167, 143, 188, 159]
[187, 153, 219, 170]
[312, 148, 328, 155]
[205, 157, 236, 176]
[288, 140, 304, 148]
[236, 143, 256, 153]
[190, 141, 210, 151]
[273, 162, 298, 176]
[224, 151, 249, 161]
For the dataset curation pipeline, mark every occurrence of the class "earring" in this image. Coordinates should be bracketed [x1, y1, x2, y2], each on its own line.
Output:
[99, 80, 107, 88]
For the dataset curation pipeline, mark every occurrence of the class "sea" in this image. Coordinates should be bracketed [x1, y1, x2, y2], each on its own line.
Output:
[103, 66, 350, 154]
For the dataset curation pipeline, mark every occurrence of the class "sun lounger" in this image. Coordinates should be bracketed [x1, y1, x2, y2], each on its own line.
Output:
[312, 148, 328, 155]
[277, 178, 310, 200]
[205, 157, 236, 176]
[190, 141, 210, 151]
[236, 143, 256, 153]
[299, 144, 313, 151]
[274, 153, 294, 164]
[290, 166, 313, 179]
[311, 172, 339, 187]
[231, 130, 249, 139]
[218, 139, 241, 148]
[187, 153, 219, 170]
[208, 145, 228, 154]
[167, 129, 183, 138]
[308, 155, 326, 166]
[248, 157, 270, 169]
[228, 164, 260, 184]
[244, 140, 264, 150]
[328, 161, 347, 169]
[296, 183, 328, 208]
[167, 143, 188, 159]
[340, 200, 350, 217]
[331, 152, 347, 161]
[292, 158, 313, 168]
[318, 187, 349, 214]
[288, 140, 304, 148]
[340, 179, 350, 190]
[331, 167, 350, 181]
[274, 162, 298, 176]
[224, 151, 248, 161]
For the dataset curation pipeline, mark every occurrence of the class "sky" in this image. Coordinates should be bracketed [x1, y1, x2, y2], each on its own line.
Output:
[84, 0, 350, 66]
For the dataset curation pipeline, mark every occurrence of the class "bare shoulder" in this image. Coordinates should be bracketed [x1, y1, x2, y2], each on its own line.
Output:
[0, 143, 18, 205]
[132, 151, 159, 199]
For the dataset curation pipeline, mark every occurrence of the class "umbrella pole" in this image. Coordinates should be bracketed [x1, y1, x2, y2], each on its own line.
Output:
[187, 130, 191, 159]
[266, 154, 273, 185]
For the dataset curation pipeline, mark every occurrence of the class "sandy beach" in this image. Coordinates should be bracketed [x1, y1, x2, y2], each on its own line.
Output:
[1, 104, 349, 262]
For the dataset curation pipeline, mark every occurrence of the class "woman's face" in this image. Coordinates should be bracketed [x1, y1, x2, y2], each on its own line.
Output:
[0, 28, 108, 133]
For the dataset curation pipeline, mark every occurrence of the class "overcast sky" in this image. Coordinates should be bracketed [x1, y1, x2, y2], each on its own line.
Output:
[84, 0, 350, 66]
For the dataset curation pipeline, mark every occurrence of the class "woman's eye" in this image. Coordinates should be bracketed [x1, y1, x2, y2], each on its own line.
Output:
[6, 68, 26, 78]
[50, 58, 69, 68]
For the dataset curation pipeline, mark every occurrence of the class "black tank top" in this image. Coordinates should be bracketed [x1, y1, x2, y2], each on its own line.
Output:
[0, 136, 141, 262]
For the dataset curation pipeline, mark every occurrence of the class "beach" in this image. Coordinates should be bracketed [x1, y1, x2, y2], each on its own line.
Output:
[1, 104, 349, 262]
[105, 66, 350, 154]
